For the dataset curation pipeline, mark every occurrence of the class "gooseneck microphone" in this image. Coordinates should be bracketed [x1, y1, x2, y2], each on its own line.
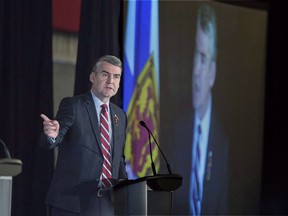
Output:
[0, 138, 11, 158]
[147, 127, 157, 176]
[118, 121, 183, 192]
[139, 120, 173, 175]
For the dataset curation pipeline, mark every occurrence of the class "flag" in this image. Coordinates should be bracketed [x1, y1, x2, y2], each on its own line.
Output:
[123, 0, 160, 179]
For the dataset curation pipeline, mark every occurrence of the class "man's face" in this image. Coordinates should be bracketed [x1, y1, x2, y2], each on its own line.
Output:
[192, 25, 216, 118]
[90, 61, 122, 103]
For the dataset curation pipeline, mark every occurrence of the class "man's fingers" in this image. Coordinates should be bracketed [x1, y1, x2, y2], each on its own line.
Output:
[41, 114, 59, 139]
[51, 120, 59, 126]
[40, 114, 51, 122]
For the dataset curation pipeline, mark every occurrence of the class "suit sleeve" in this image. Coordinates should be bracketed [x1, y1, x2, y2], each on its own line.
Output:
[40, 97, 75, 149]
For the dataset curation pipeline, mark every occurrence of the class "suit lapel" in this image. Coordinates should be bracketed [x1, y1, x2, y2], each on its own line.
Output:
[110, 104, 124, 178]
[202, 111, 216, 208]
[85, 93, 102, 152]
[205, 111, 216, 183]
[109, 105, 118, 157]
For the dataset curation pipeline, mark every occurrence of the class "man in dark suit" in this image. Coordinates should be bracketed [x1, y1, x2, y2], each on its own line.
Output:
[173, 4, 229, 215]
[173, 111, 229, 215]
[40, 55, 127, 216]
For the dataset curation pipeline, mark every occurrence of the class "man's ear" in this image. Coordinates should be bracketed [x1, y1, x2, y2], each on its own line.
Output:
[89, 72, 95, 83]
[209, 61, 216, 88]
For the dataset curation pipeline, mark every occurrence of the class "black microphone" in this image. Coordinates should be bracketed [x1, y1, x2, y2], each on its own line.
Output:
[0, 138, 11, 158]
[139, 120, 172, 174]
[140, 121, 157, 176]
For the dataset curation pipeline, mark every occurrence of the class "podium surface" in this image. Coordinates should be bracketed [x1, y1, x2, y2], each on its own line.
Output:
[0, 158, 22, 216]
[114, 174, 182, 215]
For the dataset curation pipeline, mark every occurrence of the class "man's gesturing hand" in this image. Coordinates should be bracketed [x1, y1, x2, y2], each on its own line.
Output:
[40, 114, 60, 139]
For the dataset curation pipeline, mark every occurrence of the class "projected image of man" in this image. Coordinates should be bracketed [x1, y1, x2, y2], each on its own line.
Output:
[190, 4, 229, 215]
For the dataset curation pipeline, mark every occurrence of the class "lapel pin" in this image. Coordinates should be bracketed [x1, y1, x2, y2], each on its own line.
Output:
[114, 114, 119, 126]
[206, 151, 213, 181]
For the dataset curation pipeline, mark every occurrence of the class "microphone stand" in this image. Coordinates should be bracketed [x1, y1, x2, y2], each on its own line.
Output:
[0, 138, 11, 158]
[139, 121, 182, 191]
[147, 129, 157, 176]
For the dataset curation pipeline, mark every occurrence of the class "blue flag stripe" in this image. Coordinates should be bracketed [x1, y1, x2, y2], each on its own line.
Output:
[134, 1, 151, 77]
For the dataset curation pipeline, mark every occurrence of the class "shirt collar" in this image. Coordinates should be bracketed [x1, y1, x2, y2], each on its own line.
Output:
[195, 96, 212, 140]
[90, 90, 110, 112]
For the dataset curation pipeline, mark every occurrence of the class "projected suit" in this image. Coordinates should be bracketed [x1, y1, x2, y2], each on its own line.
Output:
[172, 4, 229, 215]
[40, 55, 127, 216]
[173, 109, 229, 215]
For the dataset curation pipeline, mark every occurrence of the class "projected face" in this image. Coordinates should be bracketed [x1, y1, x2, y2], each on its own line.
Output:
[192, 24, 216, 119]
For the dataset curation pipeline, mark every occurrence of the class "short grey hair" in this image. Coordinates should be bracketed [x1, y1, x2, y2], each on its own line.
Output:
[197, 4, 217, 61]
[92, 55, 122, 73]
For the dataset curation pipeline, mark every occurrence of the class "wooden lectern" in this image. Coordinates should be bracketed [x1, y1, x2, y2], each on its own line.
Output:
[0, 158, 22, 216]
[113, 174, 182, 215]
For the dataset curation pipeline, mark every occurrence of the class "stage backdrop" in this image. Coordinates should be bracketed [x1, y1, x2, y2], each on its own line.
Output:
[0, 0, 54, 215]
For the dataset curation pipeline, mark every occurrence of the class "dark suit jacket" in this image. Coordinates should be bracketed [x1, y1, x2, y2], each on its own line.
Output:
[40, 92, 127, 214]
[172, 109, 229, 215]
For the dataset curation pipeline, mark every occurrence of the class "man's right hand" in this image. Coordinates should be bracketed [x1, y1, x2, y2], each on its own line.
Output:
[40, 114, 60, 139]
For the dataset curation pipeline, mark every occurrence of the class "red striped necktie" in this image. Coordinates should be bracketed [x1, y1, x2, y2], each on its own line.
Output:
[100, 104, 112, 188]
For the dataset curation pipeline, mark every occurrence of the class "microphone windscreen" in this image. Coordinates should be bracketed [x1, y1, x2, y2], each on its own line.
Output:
[139, 120, 146, 127]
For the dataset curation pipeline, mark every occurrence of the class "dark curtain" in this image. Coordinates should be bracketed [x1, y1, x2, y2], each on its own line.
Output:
[74, 0, 123, 106]
[261, 1, 288, 214]
[0, 0, 54, 215]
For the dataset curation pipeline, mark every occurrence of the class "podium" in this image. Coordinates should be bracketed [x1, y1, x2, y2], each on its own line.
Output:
[0, 158, 22, 216]
[64, 174, 182, 215]
[113, 174, 182, 215]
